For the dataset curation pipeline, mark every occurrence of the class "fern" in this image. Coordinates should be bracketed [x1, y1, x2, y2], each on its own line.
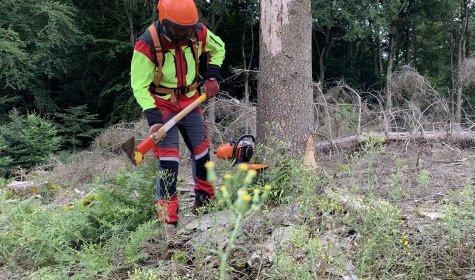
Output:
[124, 220, 157, 264]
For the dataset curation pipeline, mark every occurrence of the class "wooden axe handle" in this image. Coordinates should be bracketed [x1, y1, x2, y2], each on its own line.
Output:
[136, 94, 207, 155]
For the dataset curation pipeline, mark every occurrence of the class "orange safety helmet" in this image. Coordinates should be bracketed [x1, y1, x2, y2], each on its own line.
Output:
[157, 0, 198, 43]
[158, 0, 199, 27]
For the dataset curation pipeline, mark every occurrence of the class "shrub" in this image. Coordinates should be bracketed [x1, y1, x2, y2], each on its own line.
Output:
[0, 110, 61, 176]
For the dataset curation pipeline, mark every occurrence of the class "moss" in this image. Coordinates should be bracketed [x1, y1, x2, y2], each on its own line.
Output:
[80, 192, 101, 207]
[5, 185, 40, 199]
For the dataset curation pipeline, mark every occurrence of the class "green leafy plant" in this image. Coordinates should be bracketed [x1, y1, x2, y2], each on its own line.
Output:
[0, 163, 159, 277]
[339, 153, 360, 193]
[206, 161, 271, 280]
[250, 134, 317, 203]
[416, 160, 430, 193]
[124, 220, 158, 264]
[348, 199, 410, 278]
[361, 135, 386, 191]
[388, 157, 407, 202]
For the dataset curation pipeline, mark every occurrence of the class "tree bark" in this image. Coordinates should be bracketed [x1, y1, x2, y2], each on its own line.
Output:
[242, 30, 251, 134]
[455, 0, 471, 125]
[386, 23, 397, 110]
[257, 0, 314, 158]
[125, 0, 136, 47]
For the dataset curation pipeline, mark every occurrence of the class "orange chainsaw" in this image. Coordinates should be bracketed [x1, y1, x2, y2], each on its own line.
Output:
[216, 134, 269, 171]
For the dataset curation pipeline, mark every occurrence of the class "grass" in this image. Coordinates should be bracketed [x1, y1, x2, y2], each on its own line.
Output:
[1, 137, 475, 279]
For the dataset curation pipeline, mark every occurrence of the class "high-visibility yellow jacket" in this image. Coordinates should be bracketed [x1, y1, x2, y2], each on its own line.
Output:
[131, 21, 225, 111]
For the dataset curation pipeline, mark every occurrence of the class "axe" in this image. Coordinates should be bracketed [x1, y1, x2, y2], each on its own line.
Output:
[121, 94, 207, 165]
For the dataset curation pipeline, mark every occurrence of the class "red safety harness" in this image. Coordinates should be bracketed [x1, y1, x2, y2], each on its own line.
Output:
[147, 24, 200, 103]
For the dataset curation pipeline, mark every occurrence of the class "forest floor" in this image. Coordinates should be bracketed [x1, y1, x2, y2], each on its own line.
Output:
[131, 140, 475, 279]
[1, 138, 475, 279]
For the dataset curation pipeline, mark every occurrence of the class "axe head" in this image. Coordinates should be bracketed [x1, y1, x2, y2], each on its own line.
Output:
[121, 136, 144, 165]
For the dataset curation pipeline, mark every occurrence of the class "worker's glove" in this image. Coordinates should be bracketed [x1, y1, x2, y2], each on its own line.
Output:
[204, 64, 220, 98]
[204, 78, 219, 98]
[149, 123, 163, 134]
[148, 123, 166, 141]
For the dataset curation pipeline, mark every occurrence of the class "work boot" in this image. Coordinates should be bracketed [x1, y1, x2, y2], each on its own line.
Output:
[156, 195, 179, 224]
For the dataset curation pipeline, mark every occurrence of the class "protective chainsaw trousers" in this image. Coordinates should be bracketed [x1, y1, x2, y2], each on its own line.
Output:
[152, 94, 214, 224]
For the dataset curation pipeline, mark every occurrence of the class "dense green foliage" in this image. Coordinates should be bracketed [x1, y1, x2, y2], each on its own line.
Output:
[0, 110, 61, 176]
[1, 0, 475, 170]
[0, 164, 157, 278]
[0, 0, 81, 115]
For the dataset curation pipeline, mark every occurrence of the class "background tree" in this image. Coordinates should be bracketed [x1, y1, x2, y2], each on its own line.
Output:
[257, 0, 314, 158]
[54, 105, 100, 151]
[0, 0, 81, 115]
[382, 0, 410, 110]
[455, 0, 473, 124]
[0, 110, 61, 176]
[2, 0, 475, 163]
[71, 0, 151, 125]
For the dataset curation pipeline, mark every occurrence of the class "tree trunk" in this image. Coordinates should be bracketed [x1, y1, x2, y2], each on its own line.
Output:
[257, 0, 314, 158]
[455, 0, 470, 125]
[377, 34, 383, 76]
[403, 0, 413, 64]
[450, 17, 456, 121]
[125, 0, 136, 47]
[371, 33, 379, 78]
[313, 27, 332, 92]
[386, 23, 397, 110]
[371, 27, 383, 79]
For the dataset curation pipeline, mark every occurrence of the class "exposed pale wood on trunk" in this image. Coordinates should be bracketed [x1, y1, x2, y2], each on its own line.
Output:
[303, 133, 318, 169]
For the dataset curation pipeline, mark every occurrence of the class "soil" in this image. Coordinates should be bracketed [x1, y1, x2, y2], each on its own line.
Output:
[319, 140, 475, 209]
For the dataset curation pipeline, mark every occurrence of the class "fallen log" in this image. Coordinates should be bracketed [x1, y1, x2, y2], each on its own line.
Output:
[316, 131, 475, 153]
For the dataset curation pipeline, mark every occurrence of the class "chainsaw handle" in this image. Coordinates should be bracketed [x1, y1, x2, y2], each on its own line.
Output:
[232, 134, 256, 159]
[235, 134, 256, 144]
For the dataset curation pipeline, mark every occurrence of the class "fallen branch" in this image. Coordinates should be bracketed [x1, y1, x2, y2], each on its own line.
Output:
[316, 131, 475, 153]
